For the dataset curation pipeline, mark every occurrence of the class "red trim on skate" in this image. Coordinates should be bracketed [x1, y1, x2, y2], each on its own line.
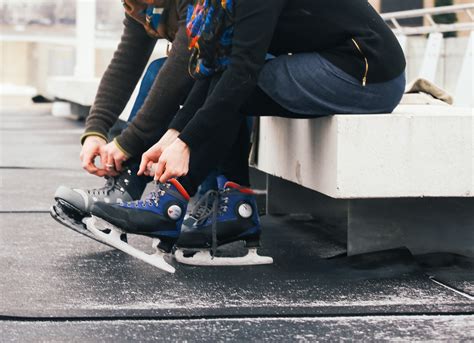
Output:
[169, 179, 190, 201]
[224, 181, 255, 194]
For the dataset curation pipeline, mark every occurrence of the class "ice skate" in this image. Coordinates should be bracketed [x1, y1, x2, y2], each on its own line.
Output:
[174, 176, 273, 267]
[50, 161, 149, 246]
[86, 179, 190, 273]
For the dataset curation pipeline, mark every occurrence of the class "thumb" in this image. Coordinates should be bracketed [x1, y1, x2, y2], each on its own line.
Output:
[146, 161, 155, 176]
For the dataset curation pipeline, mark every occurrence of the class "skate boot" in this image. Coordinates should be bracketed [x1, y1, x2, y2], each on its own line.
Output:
[85, 179, 190, 273]
[50, 160, 149, 246]
[174, 176, 273, 266]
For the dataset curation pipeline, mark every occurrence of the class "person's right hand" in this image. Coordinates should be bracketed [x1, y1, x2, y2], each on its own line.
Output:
[138, 129, 180, 176]
[80, 135, 108, 177]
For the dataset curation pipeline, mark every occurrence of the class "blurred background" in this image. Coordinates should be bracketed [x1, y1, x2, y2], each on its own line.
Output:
[0, 0, 473, 108]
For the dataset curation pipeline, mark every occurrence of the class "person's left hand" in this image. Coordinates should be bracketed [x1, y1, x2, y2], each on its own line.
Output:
[152, 138, 190, 183]
[100, 141, 128, 176]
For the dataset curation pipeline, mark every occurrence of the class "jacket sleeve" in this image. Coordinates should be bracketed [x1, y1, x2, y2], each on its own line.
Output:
[115, 23, 195, 157]
[177, 0, 285, 150]
[81, 14, 157, 144]
[167, 78, 212, 132]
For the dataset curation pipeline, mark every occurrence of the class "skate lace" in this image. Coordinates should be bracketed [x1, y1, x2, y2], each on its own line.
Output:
[126, 182, 168, 208]
[88, 176, 125, 196]
[191, 189, 229, 258]
[190, 190, 229, 223]
[190, 190, 217, 224]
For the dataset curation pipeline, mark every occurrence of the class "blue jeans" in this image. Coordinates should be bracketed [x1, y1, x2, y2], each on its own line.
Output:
[128, 58, 168, 122]
[258, 53, 405, 116]
[221, 53, 406, 186]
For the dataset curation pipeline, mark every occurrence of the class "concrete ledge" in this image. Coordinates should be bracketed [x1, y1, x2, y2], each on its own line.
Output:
[256, 105, 473, 198]
[47, 76, 99, 106]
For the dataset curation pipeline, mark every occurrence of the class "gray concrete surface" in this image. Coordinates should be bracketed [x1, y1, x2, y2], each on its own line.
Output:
[0, 104, 473, 341]
[0, 169, 103, 211]
[2, 316, 473, 342]
[2, 213, 473, 319]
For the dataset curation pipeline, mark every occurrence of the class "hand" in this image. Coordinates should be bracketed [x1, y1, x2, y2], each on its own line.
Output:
[80, 135, 107, 176]
[152, 138, 190, 183]
[138, 129, 180, 176]
[99, 141, 129, 176]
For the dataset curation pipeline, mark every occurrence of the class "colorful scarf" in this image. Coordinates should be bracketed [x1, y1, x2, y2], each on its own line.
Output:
[186, 0, 234, 79]
[123, 0, 176, 40]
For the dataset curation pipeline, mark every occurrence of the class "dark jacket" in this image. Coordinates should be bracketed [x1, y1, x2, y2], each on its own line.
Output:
[82, 0, 194, 157]
[171, 0, 406, 149]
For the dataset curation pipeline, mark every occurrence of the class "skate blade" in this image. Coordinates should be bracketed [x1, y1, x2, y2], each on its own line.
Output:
[50, 205, 116, 249]
[85, 216, 175, 274]
[174, 248, 273, 266]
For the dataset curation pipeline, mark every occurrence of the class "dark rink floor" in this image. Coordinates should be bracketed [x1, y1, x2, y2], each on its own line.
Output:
[1, 104, 473, 342]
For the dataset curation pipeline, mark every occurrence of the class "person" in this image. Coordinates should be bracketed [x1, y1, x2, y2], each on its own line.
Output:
[51, 0, 196, 241]
[86, 0, 407, 272]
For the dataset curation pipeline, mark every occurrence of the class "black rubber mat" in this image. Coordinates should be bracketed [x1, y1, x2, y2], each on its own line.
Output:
[1, 213, 472, 319]
[1, 315, 473, 342]
[0, 139, 81, 169]
[0, 112, 84, 131]
[1, 129, 81, 146]
[1, 108, 82, 169]
[1, 105, 472, 341]
[416, 253, 474, 296]
[0, 169, 104, 211]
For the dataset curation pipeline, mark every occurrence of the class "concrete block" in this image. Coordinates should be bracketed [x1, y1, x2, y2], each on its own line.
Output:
[348, 198, 474, 257]
[256, 105, 473, 198]
[265, 177, 473, 257]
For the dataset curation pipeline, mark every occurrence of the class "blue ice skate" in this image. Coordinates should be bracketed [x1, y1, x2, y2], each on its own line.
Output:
[175, 176, 273, 266]
[85, 179, 190, 273]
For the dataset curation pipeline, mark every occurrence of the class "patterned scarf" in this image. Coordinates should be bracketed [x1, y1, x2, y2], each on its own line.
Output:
[186, 0, 234, 79]
[122, 0, 177, 40]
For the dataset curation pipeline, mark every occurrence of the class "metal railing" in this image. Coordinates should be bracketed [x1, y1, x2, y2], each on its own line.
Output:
[381, 3, 474, 35]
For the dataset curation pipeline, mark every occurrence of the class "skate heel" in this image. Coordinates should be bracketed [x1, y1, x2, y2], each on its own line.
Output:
[244, 235, 261, 248]
[156, 237, 177, 254]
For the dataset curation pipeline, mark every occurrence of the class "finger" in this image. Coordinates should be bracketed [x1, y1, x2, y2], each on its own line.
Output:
[146, 161, 155, 176]
[105, 153, 115, 172]
[92, 169, 108, 177]
[104, 155, 119, 176]
[182, 165, 189, 177]
[82, 160, 99, 174]
[159, 168, 175, 183]
[154, 160, 166, 182]
[99, 150, 108, 169]
[82, 152, 99, 174]
[114, 156, 123, 172]
[138, 155, 150, 176]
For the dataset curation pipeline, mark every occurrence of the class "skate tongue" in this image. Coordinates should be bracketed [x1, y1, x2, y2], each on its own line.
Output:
[216, 175, 228, 189]
[224, 181, 255, 195]
[169, 179, 190, 201]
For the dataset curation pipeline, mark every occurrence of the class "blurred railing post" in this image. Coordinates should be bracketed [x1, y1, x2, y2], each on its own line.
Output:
[75, 0, 96, 79]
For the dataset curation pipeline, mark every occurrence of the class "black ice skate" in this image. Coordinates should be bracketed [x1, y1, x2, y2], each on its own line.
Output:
[85, 179, 190, 273]
[50, 161, 149, 246]
[174, 176, 273, 267]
